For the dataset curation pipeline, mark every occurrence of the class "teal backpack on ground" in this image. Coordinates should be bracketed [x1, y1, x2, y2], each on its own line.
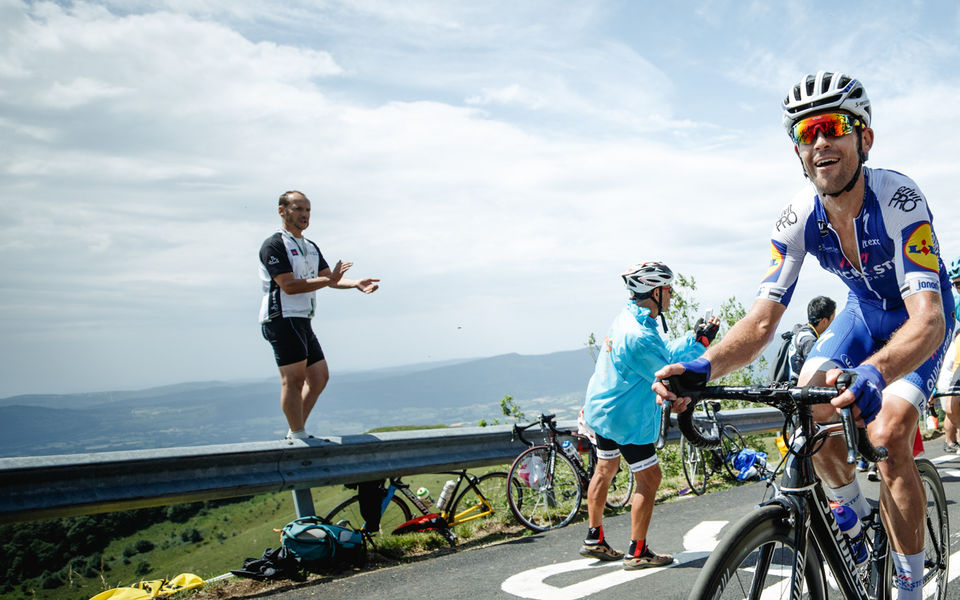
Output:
[280, 516, 366, 569]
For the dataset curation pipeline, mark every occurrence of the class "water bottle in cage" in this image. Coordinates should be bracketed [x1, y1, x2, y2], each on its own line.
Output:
[435, 480, 456, 511]
[561, 440, 582, 467]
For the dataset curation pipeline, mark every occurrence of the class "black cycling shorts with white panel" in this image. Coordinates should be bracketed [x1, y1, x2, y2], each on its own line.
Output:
[594, 433, 658, 472]
[262, 317, 325, 367]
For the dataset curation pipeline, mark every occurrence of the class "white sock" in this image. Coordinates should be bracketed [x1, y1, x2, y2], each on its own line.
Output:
[287, 429, 308, 439]
[826, 479, 871, 520]
[891, 551, 924, 600]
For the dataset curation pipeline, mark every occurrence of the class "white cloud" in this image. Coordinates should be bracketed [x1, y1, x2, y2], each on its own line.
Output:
[1, 0, 958, 396]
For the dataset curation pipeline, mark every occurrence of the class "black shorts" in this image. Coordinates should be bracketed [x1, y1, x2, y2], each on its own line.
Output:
[261, 318, 325, 367]
[594, 433, 658, 472]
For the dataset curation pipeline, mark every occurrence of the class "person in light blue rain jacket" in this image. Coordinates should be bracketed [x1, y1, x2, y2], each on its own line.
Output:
[578, 261, 719, 570]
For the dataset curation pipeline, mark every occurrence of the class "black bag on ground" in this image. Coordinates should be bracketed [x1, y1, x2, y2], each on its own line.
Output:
[231, 546, 302, 581]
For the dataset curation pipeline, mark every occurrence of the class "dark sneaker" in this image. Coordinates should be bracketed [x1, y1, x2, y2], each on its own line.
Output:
[944, 441, 959, 454]
[866, 463, 879, 482]
[623, 547, 673, 570]
[579, 539, 623, 561]
[856, 459, 868, 472]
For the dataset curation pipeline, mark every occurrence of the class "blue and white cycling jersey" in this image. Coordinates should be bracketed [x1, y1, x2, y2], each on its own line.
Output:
[757, 167, 955, 407]
[583, 302, 704, 446]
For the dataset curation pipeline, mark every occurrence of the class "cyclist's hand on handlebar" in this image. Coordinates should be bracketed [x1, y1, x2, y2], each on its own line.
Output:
[825, 365, 885, 425]
[653, 358, 711, 413]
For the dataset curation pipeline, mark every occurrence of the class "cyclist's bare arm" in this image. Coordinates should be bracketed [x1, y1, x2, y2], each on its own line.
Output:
[825, 290, 945, 411]
[653, 299, 786, 412]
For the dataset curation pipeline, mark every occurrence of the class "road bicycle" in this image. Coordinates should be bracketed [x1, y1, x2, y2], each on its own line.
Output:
[658, 378, 949, 599]
[677, 400, 748, 495]
[506, 413, 635, 532]
[324, 469, 509, 546]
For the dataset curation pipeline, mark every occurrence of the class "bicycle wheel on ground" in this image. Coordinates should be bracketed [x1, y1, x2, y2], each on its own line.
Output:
[604, 456, 635, 509]
[449, 471, 510, 528]
[916, 458, 949, 599]
[507, 446, 582, 532]
[688, 504, 828, 599]
[324, 493, 412, 537]
[680, 436, 708, 495]
[719, 423, 747, 480]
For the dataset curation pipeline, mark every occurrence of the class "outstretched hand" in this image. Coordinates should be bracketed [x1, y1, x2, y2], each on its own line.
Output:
[356, 278, 380, 294]
[331, 260, 353, 282]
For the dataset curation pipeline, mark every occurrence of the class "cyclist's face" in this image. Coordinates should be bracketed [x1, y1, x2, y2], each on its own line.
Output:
[280, 195, 311, 234]
[657, 285, 672, 311]
[794, 112, 873, 197]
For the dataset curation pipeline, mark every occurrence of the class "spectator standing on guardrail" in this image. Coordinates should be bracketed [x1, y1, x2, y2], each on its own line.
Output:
[578, 262, 719, 570]
[259, 190, 380, 439]
[934, 256, 960, 453]
[654, 72, 954, 600]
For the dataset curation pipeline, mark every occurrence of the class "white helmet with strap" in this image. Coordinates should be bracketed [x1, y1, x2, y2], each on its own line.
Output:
[622, 261, 673, 297]
[782, 71, 871, 137]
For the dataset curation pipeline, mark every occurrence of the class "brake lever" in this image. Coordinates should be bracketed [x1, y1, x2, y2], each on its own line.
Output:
[657, 397, 673, 450]
[835, 371, 859, 465]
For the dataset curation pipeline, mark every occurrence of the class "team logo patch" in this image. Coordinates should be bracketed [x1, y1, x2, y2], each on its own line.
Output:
[904, 223, 939, 271]
[763, 240, 787, 282]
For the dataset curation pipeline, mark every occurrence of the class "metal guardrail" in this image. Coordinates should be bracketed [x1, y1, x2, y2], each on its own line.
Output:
[0, 408, 785, 524]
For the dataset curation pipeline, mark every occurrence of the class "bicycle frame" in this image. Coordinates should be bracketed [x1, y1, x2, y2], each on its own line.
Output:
[768, 417, 877, 600]
[383, 471, 496, 529]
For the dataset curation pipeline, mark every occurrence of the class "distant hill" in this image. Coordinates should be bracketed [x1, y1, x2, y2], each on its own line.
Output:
[0, 348, 595, 458]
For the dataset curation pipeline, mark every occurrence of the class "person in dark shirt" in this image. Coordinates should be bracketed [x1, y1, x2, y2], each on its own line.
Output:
[788, 295, 837, 381]
[258, 190, 379, 439]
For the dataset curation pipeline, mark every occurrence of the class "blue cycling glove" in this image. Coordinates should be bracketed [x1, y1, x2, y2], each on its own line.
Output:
[845, 364, 886, 424]
[676, 357, 711, 392]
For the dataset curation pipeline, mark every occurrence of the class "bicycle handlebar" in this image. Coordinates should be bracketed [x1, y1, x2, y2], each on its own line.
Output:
[512, 414, 570, 448]
[657, 378, 888, 464]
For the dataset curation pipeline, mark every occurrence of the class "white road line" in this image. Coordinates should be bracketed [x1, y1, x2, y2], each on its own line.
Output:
[500, 521, 726, 600]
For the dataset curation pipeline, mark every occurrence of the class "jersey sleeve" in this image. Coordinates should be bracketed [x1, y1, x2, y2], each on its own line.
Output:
[756, 197, 810, 306]
[260, 235, 293, 279]
[886, 181, 942, 299]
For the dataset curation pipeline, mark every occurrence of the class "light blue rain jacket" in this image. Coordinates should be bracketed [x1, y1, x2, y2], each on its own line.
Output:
[582, 302, 705, 445]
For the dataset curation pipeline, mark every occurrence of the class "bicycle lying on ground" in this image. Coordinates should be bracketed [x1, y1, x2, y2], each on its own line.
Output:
[506, 413, 635, 532]
[658, 378, 949, 599]
[324, 469, 509, 546]
[676, 400, 748, 495]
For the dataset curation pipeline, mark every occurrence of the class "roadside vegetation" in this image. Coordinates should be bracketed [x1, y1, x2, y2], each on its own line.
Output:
[2, 274, 783, 600]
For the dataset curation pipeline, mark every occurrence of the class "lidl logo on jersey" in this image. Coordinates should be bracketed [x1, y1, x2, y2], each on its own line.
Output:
[904, 222, 939, 271]
[763, 240, 787, 282]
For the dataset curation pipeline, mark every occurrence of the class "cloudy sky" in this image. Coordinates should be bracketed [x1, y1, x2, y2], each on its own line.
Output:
[1, 0, 958, 397]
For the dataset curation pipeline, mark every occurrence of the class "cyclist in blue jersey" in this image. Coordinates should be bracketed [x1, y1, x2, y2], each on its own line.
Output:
[653, 72, 953, 599]
[579, 262, 718, 569]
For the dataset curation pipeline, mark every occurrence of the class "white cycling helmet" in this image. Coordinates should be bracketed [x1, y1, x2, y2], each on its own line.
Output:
[782, 71, 871, 138]
[622, 261, 674, 297]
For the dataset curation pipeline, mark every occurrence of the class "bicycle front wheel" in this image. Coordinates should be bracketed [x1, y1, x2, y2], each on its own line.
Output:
[507, 446, 582, 532]
[604, 456, 635, 509]
[917, 458, 949, 600]
[449, 471, 509, 529]
[720, 424, 747, 481]
[688, 504, 827, 600]
[324, 493, 412, 537]
[680, 436, 708, 495]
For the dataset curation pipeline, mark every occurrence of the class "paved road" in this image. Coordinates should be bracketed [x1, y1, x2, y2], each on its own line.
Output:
[276, 452, 960, 599]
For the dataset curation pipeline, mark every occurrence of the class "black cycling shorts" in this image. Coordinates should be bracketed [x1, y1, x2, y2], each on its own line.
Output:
[594, 433, 658, 472]
[261, 318, 325, 367]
